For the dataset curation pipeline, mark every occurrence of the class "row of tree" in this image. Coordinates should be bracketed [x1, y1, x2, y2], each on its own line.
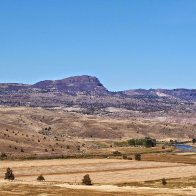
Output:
[128, 137, 156, 148]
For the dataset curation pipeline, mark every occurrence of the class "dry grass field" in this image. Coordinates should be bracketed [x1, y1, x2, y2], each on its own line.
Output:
[1, 159, 194, 183]
[1, 182, 196, 196]
[0, 158, 196, 195]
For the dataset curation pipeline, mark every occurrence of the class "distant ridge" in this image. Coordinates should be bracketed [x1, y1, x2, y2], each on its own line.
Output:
[0, 75, 195, 113]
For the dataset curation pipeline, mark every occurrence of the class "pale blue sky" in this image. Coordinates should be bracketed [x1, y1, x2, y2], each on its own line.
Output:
[0, 0, 195, 90]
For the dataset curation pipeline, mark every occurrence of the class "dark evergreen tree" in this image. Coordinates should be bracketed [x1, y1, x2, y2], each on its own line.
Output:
[135, 153, 141, 161]
[4, 168, 15, 180]
[162, 178, 167, 185]
[37, 175, 45, 181]
[82, 174, 92, 185]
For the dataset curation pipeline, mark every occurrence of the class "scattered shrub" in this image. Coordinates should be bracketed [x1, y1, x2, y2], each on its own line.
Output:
[112, 151, 122, 156]
[66, 145, 70, 149]
[0, 153, 7, 160]
[135, 153, 141, 161]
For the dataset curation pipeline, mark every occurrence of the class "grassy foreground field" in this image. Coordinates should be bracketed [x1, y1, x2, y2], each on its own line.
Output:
[1, 182, 196, 196]
[0, 158, 196, 195]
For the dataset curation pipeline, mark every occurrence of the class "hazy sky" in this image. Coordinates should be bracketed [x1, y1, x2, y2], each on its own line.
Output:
[0, 0, 195, 90]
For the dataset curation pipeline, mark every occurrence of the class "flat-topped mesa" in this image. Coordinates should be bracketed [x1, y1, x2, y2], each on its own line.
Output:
[33, 75, 109, 95]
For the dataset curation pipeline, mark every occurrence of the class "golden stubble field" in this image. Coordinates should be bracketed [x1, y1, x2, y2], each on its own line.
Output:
[0, 159, 195, 184]
[0, 158, 196, 195]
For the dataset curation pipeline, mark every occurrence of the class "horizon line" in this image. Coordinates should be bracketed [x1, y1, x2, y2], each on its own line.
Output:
[0, 75, 195, 91]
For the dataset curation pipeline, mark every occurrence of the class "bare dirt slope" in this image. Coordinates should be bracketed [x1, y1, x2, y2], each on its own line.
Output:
[0, 106, 195, 139]
[0, 106, 195, 158]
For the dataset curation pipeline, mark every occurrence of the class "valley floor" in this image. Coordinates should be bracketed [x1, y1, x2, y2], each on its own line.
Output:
[0, 158, 196, 195]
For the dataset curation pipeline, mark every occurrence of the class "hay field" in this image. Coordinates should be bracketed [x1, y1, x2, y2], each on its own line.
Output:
[0, 159, 196, 195]
[0, 159, 195, 184]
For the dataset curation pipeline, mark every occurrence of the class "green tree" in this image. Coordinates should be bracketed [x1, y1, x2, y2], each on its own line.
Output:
[192, 138, 196, 144]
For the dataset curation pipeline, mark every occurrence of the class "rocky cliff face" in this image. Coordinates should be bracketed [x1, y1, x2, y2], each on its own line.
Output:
[33, 75, 109, 95]
[0, 75, 195, 114]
